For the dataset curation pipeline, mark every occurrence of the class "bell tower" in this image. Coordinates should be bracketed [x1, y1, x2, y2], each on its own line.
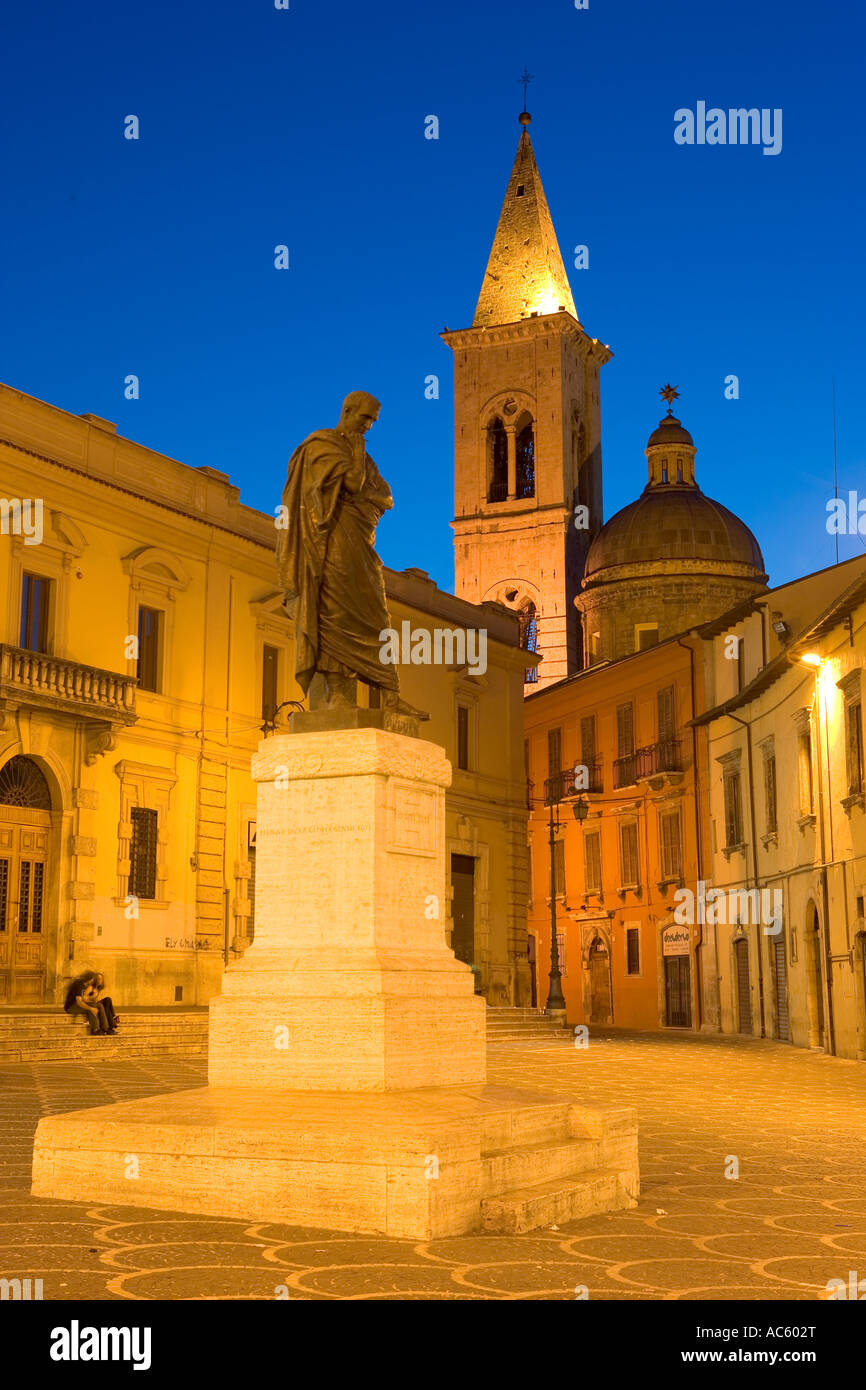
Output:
[444, 110, 611, 688]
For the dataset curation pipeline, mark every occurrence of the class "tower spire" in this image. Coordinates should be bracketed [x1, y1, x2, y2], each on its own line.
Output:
[472, 111, 577, 327]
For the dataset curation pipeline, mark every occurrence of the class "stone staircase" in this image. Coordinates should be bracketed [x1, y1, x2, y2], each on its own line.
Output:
[0, 1007, 209, 1063]
[478, 1092, 637, 1231]
[486, 1007, 573, 1045]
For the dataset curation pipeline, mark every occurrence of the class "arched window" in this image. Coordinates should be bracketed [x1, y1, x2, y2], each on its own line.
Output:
[487, 418, 508, 502]
[519, 600, 538, 685]
[516, 419, 535, 499]
[0, 756, 51, 810]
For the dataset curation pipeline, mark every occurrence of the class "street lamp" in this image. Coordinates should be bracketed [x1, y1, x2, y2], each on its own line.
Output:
[537, 772, 590, 1021]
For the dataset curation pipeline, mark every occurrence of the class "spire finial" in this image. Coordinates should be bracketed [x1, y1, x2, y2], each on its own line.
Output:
[517, 67, 534, 122]
[659, 383, 680, 416]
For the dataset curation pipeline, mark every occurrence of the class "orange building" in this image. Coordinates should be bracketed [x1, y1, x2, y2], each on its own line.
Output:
[524, 635, 710, 1031]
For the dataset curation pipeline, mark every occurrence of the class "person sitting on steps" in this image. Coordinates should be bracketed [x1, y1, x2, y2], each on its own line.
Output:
[89, 973, 120, 1034]
[63, 971, 110, 1036]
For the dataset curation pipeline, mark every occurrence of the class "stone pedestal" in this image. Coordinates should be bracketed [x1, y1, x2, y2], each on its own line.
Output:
[32, 727, 638, 1238]
[208, 729, 485, 1091]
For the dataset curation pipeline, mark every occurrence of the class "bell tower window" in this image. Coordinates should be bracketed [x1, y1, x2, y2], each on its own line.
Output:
[518, 600, 539, 685]
[487, 417, 508, 502]
[516, 418, 535, 499]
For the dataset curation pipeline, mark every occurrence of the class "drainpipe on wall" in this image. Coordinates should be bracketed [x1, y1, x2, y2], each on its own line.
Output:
[813, 669, 837, 1056]
[727, 710, 766, 1039]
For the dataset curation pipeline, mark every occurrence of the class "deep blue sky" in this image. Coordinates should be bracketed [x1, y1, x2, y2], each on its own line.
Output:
[2, 0, 864, 591]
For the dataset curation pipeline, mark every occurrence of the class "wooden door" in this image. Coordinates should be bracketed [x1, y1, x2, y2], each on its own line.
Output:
[735, 937, 752, 1034]
[0, 811, 50, 1002]
[588, 938, 612, 1023]
[773, 936, 790, 1041]
[664, 955, 691, 1027]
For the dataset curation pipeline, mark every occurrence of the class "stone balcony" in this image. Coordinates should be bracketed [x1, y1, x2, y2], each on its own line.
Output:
[0, 645, 137, 760]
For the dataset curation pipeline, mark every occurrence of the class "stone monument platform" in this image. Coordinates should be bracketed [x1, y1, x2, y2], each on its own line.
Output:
[32, 726, 638, 1238]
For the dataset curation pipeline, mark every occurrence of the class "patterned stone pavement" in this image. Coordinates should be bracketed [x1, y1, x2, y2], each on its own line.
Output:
[2, 1029, 865, 1301]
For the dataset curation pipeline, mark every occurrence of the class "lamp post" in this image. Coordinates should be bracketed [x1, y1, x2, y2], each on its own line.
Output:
[541, 769, 589, 1020]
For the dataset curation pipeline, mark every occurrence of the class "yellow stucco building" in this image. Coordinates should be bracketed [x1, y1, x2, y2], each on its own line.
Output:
[0, 382, 532, 1008]
[694, 555, 866, 1059]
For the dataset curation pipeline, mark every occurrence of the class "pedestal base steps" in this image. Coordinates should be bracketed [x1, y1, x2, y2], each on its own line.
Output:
[32, 1082, 638, 1239]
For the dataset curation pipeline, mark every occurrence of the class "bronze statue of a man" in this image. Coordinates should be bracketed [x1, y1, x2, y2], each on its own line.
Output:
[276, 391, 408, 711]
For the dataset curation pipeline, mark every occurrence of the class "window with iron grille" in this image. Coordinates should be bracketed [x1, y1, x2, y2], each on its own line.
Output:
[137, 606, 162, 693]
[553, 839, 565, 897]
[129, 806, 159, 899]
[262, 645, 279, 722]
[626, 927, 640, 976]
[556, 930, 567, 977]
[19, 573, 51, 652]
[724, 770, 744, 847]
[846, 701, 864, 796]
[619, 821, 640, 888]
[583, 830, 601, 894]
[764, 751, 778, 833]
[659, 809, 682, 880]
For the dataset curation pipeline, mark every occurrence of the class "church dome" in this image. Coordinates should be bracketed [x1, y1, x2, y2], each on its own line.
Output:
[585, 486, 765, 577]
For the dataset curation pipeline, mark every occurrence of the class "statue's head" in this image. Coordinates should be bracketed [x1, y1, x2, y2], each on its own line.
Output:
[340, 391, 380, 436]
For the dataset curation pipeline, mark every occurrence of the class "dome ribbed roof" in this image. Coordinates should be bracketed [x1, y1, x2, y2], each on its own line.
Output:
[646, 413, 694, 448]
[585, 487, 765, 577]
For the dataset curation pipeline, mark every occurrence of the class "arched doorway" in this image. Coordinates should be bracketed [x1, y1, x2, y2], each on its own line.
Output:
[734, 935, 753, 1034]
[588, 936, 612, 1023]
[0, 756, 53, 1002]
[809, 906, 825, 1048]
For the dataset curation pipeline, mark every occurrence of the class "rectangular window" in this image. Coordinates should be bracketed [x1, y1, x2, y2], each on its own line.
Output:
[798, 730, 814, 815]
[583, 830, 601, 894]
[846, 701, 864, 796]
[737, 638, 746, 692]
[19, 573, 51, 652]
[619, 821, 640, 889]
[636, 624, 659, 651]
[616, 703, 635, 757]
[659, 809, 682, 880]
[262, 644, 279, 722]
[553, 839, 565, 897]
[457, 706, 470, 771]
[137, 606, 162, 693]
[657, 685, 676, 743]
[626, 927, 640, 976]
[526, 843, 532, 903]
[129, 806, 159, 900]
[764, 752, 778, 834]
[547, 727, 562, 781]
[724, 770, 744, 847]
[580, 714, 596, 765]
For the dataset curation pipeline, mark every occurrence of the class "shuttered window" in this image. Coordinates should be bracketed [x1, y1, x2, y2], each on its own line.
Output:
[583, 831, 601, 894]
[764, 752, 777, 833]
[616, 704, 634, 758]
[724, 770, 743, 847]
[619, 821, 640, 888]
[659, 810, 682, 880]
[580, 715, 596, 764]
[626, 927, 640, 976]
[657, 686, 676, 743]
[548, 727, 562, 782]
[846, 701, 864, 795]
[553, 840, 565, 897]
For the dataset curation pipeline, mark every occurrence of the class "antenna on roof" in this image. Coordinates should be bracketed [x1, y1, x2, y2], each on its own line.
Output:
[832, 376, 839, 566]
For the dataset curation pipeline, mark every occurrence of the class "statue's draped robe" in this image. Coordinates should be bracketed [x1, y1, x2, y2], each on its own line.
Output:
[276, 429, 399, 696]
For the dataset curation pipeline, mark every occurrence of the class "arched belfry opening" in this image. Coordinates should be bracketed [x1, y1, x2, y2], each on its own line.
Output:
[515, 415, 535, 499]
[487, 417, 508, 502]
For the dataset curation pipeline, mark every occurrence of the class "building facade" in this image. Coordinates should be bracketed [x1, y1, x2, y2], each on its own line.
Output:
[0, 382, 532, 1008]
[695, 556, 866, 1061]
[523, 635, 706, 1031]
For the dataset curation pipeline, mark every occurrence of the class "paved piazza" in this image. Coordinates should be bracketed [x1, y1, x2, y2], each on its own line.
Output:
[2, 1030, 865, 1301]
